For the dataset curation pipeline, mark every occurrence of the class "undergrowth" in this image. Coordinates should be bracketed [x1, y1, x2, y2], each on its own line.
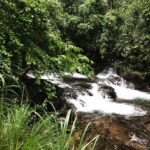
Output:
[0, 73, 99, 150]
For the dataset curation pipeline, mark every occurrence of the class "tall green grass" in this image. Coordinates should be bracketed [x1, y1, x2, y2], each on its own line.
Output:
[0, 73, 99, 150]
[0, 103, 99, 150]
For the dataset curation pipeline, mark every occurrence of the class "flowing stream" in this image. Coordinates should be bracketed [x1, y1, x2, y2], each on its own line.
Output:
[67, 69, 150, 116]
[27, 69, 150, 116]
[26, 69, 150, 149]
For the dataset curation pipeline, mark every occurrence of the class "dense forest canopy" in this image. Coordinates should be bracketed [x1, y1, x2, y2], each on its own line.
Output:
[0, 0, 150, 77]
[60, 0, 150, 74]
[0, 0, 92, 76]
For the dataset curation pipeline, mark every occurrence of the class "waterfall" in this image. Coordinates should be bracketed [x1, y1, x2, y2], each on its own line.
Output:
[96, 69, 150, 101]
[26, 69, 150, 116]
[67, 69, 149, 116]
[68, 83, 146, 116]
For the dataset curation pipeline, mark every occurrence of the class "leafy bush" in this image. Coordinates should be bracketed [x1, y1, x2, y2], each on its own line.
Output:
[0, 0, 92, 76]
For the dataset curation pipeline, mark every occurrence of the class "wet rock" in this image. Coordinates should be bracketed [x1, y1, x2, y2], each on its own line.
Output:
[63, 74, 93, 83]
[72, 82, 92, 89]
[126, 141, 148, 150]
[125, 134, 149, 150]
[64, 88, 78, 99]
[123, 71, 145, 82]
[99, 85, 117, 99]
[73, 114, 150, 150]
[144, 122, 150, 132]
[22, 75, 47, 105]
[120, 70, 150, 91]
[108, 75, 123, 85]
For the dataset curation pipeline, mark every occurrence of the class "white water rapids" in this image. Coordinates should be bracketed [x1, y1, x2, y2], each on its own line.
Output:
[27, 69, 150, 116]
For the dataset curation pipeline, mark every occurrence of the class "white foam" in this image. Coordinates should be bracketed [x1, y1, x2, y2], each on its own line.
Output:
[27, 72, 71, 88]
[26, 72, 35, 79]
[41, 74, 72, 88]
[96, 68, 117, 79]
[110, 84, 150, 101]
[27, 69, 150, 116]
[96, 70, 150, 101]
[72, 73, 88, 78]
[67, 83, 146, 116]
[64, 72, 88, 79]
[96, 73, 111, 79]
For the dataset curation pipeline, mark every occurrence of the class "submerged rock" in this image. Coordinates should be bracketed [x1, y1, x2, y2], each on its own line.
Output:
[98, 85, 117, 99]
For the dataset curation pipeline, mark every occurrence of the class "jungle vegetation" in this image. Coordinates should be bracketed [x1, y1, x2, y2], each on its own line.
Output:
[0, 0, 150, 149]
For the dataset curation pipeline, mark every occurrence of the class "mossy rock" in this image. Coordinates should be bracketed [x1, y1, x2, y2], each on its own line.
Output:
[123, 70, 145, 81]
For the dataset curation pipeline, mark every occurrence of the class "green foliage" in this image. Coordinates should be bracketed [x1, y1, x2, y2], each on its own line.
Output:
[0, 74, 98, 150]
[60, 0, 124, 70]
[1, 0, 150, 76]
[1, 0, 150, 149]
[115, 0, 150, 74]
[61, 0, 150, 75]
[0, 0, 92, 76]
[0, 72, 23, 104]
[0, 101, 98, 150]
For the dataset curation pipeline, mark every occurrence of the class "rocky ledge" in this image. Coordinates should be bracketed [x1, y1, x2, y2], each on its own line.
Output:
[72, 113, 150, 150]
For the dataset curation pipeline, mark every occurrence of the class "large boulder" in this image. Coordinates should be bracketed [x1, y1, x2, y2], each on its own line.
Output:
[99, 85, 117, 99]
